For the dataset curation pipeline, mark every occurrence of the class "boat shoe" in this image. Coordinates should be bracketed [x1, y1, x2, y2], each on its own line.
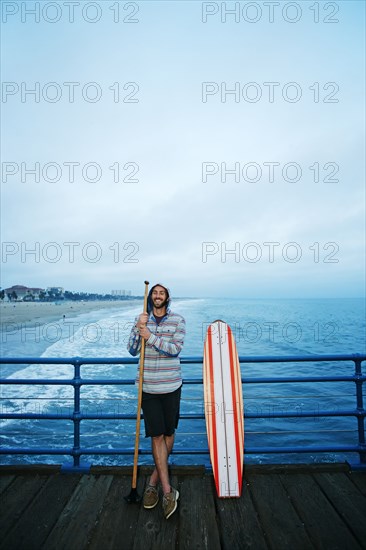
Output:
[143, 484, 159, 509]
[163, 487, 179, 519]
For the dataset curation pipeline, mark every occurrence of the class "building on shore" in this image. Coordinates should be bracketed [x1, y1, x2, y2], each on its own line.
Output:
[2, 285, 65, 302]
[3, 285, 45, 302]
[111, 290, 126, 297]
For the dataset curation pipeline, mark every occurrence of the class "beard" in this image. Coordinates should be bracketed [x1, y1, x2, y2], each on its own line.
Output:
[153, 297, 168, 309]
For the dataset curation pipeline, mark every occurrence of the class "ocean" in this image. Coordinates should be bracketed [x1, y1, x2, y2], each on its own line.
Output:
[1, 297, 365, 466]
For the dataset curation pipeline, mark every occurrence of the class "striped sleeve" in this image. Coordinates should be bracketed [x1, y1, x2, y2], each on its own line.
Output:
[127, 317, 142, 356]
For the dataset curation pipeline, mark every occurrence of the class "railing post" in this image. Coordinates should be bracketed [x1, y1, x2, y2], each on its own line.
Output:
[354, 355, 366, 465]
[73, 358, 81, 468]
[61, 357, 90, 473]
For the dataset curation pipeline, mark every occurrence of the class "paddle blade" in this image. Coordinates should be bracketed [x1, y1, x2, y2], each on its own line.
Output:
[124, 487, 142, 504]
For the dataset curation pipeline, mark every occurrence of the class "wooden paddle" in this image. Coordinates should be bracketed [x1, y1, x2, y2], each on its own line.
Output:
[125, 280, 149, 503]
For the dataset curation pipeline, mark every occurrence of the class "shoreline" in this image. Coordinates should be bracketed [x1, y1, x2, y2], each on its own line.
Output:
[0, 300, 142, 330]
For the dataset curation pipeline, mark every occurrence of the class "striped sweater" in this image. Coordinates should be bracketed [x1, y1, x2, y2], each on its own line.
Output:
[127, 309, 186, 394]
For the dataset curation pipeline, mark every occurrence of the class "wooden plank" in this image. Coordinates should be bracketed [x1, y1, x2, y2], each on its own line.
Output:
[88, 475, 144, 550]
[280, 472, 361, 550]
[0, 465, 60, 475]
[178, 474, 221, 550]
[313, 472, 366, 548]
[347, 472, 366, 496]
[0, 464, 61, 476]
[216, 476, 268, 550]
[42, 475, 113, 550]
[0, 474, 80, 550]
[0, 475, 15, 495]
[0, 475, 48, 539]
[247, 473, 314, 550]
[90, 464, 206, 477]
[246, 463, 348, 475]
[132, 475, 179, 550]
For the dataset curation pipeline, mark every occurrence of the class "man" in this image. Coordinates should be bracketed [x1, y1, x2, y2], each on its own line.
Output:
[127, 283, 186, 519]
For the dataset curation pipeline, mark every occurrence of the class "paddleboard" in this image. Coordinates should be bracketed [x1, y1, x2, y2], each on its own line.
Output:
[203, 320, 244, 497]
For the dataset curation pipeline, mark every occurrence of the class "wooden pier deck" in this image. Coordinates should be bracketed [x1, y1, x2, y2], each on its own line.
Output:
[0, 463, 365, 550]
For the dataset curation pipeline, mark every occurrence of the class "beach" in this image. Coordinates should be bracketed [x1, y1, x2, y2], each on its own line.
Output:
[0, 300, 142, 330]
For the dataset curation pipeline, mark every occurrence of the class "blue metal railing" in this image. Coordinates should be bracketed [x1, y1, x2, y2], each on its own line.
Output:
[0, 354, 365, 471]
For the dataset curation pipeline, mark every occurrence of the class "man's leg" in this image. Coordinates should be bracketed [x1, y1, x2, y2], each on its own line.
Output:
[149, 434, 175, 492]
[146, 387, 181, 490]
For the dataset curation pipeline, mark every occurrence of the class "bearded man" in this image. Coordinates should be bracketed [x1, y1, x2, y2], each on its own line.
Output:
[127, 283, 186, 519]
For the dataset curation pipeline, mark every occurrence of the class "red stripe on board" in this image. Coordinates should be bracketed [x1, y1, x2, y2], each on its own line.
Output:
[207, 325, 219, 495]
[227, 325, 243, 495]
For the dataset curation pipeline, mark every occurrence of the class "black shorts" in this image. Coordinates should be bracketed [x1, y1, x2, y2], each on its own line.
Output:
[141, 386, 182, 438]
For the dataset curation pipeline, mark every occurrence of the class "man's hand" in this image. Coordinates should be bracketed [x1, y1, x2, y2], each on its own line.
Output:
[137, 313, 148, 329]
[137, 313, 151, 340]
[139, 325, 151, 340]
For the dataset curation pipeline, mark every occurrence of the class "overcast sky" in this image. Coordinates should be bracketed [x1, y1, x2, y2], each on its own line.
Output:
[1, 1, 365, 298]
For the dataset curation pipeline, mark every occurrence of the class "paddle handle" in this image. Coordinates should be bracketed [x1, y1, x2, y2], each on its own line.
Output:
[131, 280, 149, 489]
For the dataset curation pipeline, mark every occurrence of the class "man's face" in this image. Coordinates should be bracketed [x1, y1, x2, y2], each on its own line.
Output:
[152, 286, 168, 309]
